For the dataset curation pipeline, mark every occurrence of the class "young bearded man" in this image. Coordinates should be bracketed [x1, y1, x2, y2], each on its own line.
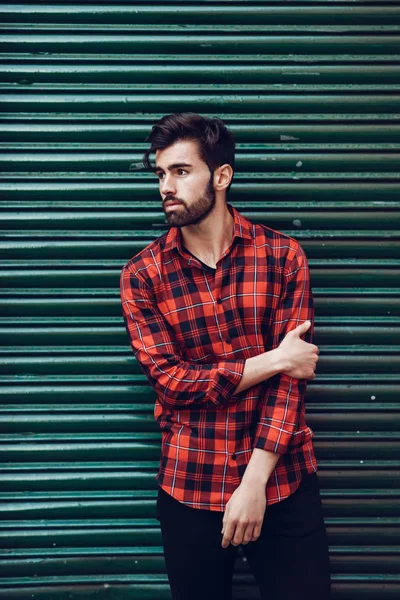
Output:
[120, 113, 331, 600]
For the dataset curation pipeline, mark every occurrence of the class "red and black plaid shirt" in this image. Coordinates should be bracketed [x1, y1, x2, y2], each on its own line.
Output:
[120, 204, 317, 511]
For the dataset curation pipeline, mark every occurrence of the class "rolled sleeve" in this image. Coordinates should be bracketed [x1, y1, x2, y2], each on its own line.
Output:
[253, 243, 314, 454]
[120, 265, 245, 409]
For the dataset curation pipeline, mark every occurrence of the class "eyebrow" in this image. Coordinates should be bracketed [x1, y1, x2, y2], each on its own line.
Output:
[154, 162, 193, 173]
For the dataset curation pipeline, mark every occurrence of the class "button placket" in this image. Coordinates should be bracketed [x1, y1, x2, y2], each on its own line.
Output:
[214, 266, 233, 353]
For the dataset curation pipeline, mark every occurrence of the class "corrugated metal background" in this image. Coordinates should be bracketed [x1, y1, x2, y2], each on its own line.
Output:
[1, 1, 400, 598]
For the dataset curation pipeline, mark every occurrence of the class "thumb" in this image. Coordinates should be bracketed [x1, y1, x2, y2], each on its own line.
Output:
[292, 320, 312, 337]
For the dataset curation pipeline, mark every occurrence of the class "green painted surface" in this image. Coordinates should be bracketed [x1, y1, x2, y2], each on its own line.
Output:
[1, 1, 400, 598]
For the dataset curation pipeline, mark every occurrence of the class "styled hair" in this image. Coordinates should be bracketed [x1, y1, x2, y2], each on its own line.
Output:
[142, 112, 235, 193]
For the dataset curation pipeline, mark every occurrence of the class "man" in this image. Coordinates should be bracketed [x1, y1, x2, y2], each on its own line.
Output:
[120, 113, 331, 600]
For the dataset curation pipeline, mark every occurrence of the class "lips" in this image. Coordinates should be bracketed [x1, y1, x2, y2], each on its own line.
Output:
[164, 200, 182, 208]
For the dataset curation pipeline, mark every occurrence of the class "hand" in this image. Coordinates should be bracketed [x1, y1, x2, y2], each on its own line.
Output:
[221, 481, 266, 548]
[277, 320, 319, 379]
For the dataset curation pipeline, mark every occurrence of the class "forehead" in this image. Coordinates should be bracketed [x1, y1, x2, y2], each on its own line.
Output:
[155, 139, 204, 168]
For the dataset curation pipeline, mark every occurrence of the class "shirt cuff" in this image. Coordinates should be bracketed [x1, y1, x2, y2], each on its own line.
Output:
[254, 423, 314, 455]
[206, 360, 246, 408]
[254, 433, 290, 456]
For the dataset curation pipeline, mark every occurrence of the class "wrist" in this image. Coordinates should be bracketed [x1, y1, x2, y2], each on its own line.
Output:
[241, 448, 278, 487]
[268, 347, 290, 375]
[241, 471, 269, 488]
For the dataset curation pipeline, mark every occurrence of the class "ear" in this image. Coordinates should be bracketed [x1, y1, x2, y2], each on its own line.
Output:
[214, 164, 233, 192]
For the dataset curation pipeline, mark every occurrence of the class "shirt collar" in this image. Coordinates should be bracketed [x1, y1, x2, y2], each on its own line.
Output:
[164, 203, 254, 253]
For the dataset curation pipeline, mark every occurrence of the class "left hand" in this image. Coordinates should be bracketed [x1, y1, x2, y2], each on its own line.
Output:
[221, 481, 266, 548]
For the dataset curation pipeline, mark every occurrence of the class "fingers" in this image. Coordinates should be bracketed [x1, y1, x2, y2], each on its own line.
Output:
[221, 520, 236, 548]
[291, 320, 312, 337]
[222, 520, 262, 547]
[251, 524, 262, 542]
[231, 522, 246, 546]
[241, 524, 256, 545]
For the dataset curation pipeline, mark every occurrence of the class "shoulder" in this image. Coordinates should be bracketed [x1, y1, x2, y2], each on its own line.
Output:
[252, 222, 307, 273]
[120, 231, 169, 286]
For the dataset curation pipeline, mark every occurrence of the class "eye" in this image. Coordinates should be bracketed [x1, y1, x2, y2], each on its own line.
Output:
[156, 172, 165, 180]
[177, 169, 188, 176]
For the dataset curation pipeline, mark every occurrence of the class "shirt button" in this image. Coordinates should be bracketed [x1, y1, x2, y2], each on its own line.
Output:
[232, 454, 237, 461]
[217, 297, 222, 304]
[225, 338, 231, 344]
[231, 413, 236, 420]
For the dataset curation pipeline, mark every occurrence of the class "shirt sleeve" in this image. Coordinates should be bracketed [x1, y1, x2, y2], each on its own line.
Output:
[253, 243, 315, 455]
[120, 265, 246, 410]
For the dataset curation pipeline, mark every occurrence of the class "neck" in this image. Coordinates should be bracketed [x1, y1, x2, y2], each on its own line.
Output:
[180, 201, 234, 268]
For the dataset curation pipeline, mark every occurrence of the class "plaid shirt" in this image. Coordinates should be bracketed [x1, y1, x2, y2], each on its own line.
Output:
[120, 204, 317, 511]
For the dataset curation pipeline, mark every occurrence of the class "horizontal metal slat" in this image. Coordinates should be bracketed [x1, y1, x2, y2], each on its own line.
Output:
[1, 241, 399, 260]
[3, 112, 399, 120]
[0, 381, 397, 403]
[5, 141, 400, 150]
[5, 81, 400, 97]
[2, 33, 400, 55]
[1, 496, 400, 521]
[2, 93, 399, 114]
[2, 182, 400, 202]
[1, 411, 400, 433]
[1, 294, 398, 317]
[1, 458, 396, 473]
[2, 211, 399, 229]
[1, 551, 400, 580]
[1, 4, 400, 27]
[0, 375, 396, 386]
[18, 265, 394, 287]
[3, 53, 400, 64]
[3, 514, 400, 530]
[2, 64, 400, 85]
[12, 236, 400, 253]
[1, 352, 399, 374]
[0, 584, 167, 600]
[0, 469, 157, 490]
[3, 150, 400, 173]
[1, 524, 400, 550]
[1, 313, 398, 322]
[4, 25, 400, 33]
[0, 580, 397, 600]
[1, 323, 399, 345]
[1, 436, 400, 463]
[1, 488, 400, 502]
[6, 516, 400, 529]
[2, 122, 400, 143]
[1, 259, 398, 268]
[1, 288, 398, 297]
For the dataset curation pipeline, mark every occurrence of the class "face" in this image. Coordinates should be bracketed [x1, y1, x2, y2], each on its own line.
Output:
[154, 140, 216, 227]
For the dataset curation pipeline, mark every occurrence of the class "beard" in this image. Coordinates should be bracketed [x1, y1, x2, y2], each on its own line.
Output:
[162, 174, 216, 227]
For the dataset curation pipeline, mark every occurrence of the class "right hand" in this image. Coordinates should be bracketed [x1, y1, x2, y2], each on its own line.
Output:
[277, 320, 319, 379]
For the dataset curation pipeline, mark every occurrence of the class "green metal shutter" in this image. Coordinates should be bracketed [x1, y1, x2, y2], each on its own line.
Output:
[1, 2, 400, 598]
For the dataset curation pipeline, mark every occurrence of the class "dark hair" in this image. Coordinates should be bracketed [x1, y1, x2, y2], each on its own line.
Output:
[142, 112, 236, 193]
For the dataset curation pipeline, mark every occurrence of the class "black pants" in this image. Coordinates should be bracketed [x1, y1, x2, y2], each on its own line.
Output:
[156, 472, 331, 600]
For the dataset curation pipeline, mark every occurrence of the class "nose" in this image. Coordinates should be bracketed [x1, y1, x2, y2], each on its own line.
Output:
[160, 173, 176, 197]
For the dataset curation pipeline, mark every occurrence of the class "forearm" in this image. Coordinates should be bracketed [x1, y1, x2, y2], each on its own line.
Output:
[241, 447, 280, 487]
[234, 348, 287, 395]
